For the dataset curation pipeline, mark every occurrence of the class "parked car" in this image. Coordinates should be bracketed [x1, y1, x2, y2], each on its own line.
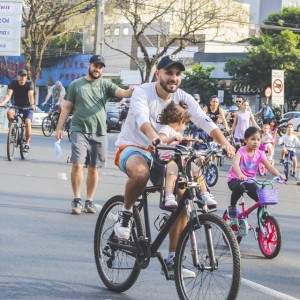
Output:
[280, 111, 300, 132]
[106, 102, 122, 132]
[32, 107, 48, 127]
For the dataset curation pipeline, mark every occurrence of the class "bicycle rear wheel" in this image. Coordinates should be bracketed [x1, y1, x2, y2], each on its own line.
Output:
[94, 195, 144, 293]
[42, 116, 54, 136]
[7, 122, 17, 161]
[258, 215, 281, 259]
[20, 124, 29, 160]
[175, 213, 241, 300]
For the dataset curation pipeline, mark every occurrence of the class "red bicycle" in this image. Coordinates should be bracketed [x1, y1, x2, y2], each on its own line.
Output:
[223, 177, 285, 259]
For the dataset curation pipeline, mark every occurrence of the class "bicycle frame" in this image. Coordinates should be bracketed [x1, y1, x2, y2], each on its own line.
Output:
[112, 148, 215, 276]
[227, 197, 269, 237]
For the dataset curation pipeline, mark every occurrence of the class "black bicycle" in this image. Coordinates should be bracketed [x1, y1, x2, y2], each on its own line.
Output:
[42, 103, 71, 140]
[94, 143, 241, 299]
[41, 103, 60, 137]
[6, 105, 32, 161]
[281, 144, 299, 181]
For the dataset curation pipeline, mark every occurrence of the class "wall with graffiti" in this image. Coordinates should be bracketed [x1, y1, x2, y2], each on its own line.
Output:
[0, 54, 91, 87]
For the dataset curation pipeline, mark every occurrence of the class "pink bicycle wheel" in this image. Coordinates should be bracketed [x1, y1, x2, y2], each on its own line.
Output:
[258, 215, 281, 259]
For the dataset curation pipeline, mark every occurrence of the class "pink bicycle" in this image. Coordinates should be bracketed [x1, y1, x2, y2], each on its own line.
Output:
[258, 144, 274, 176]
[223, 177, 285, 259]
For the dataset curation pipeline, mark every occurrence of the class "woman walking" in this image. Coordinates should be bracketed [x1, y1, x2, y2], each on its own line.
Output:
[231, 100, 259, 149]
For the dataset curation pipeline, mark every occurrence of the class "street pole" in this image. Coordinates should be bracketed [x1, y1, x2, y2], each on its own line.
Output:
[94, 0, 104, 55]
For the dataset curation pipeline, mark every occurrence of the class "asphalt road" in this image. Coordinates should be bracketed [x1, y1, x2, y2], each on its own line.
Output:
[0, 129, 299, 300]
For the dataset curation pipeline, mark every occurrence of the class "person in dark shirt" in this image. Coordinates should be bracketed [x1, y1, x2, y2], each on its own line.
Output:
[203, 95, 229, 131]
[0, 69, 36, 150]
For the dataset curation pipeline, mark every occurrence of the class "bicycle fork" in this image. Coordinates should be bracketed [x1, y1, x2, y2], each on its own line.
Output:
[187, 203, 217, 271]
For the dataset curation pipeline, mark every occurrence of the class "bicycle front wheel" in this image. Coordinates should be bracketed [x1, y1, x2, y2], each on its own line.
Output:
[258, 215, 282, 259]
[42, 116, 54, 137]
[7, 122, 17, 161]
[94, 195, 144, 293]
[205, 163, 219, 187]
[175, 213, 241, 300]
[283, 162, 289, 181]
[258, 162, 266, 176]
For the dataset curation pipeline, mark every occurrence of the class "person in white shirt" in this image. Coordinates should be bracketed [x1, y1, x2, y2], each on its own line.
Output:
[113, 55, 235, 278]
[278, 123, 300, 177]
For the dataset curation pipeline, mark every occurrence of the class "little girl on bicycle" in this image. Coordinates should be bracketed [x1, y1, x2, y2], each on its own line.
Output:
[158, 101, 216, 208]
[227, 127, 285, 218]
[260, 124, 275, 161]
[268, 118, 278, 147]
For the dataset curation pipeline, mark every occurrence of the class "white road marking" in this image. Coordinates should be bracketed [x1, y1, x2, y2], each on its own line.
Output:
[242, 278, 299, 300]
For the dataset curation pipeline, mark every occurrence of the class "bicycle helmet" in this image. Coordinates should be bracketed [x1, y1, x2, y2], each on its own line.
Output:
[229, 105, 239, 112]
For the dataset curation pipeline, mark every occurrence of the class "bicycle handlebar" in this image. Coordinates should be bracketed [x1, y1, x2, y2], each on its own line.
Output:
[242, 176, 286, 186]
[10, 105, 33, 111]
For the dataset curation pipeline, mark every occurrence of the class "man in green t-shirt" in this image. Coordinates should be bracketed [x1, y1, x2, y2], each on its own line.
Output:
[56, 55, 134, 215]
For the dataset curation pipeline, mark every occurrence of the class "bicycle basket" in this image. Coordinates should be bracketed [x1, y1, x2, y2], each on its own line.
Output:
[257, 188, 278, 205]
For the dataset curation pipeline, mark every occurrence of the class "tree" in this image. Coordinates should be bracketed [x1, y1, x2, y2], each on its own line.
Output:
[104, 0, 248, 83]
[22, 0, 95, 86]
[224, 30, 300, 109]
[180, 64, 218, 105]
[263, 7, 300, 36]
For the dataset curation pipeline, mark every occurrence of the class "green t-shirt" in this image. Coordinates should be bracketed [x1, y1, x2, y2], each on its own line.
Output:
[66, 77, 118, 135]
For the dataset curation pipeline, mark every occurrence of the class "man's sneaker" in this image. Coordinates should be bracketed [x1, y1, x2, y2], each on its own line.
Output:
[201, 192, 217, 208]
[164, 194, 178, 208]
[71, 198, 83, 215]
[160, 258, 196, 279]
[279, 159, 284, 164]
[114, 211, 133, 240]
[23, 144, 30, 151]
[84, 200, 96, 213]
[228, 206, 238, 219]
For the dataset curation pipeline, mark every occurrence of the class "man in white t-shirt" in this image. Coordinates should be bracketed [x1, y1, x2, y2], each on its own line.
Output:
[114, 55, 235, 278]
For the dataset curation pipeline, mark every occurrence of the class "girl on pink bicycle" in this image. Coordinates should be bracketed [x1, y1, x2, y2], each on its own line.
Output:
[260, 124, 275, 161]
[227, 127, 285, 218]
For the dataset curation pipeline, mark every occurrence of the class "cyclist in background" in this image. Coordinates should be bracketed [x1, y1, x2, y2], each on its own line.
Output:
[42, 81, 66, 113]
[226, 105, 239, 129]
[255, 102, 275, 124]
[0, 69, 36, 151]
[113, 55, 234, 278]
[278, 123, 300, 177]
[268, 118, 278, 149]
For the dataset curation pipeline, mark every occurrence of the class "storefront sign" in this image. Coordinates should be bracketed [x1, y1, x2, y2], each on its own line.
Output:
[232, 84, 260, 95]
[0, 0, 22, 56]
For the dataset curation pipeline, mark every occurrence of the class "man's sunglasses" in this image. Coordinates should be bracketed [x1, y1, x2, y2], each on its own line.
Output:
[236, 100, 242, 103]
